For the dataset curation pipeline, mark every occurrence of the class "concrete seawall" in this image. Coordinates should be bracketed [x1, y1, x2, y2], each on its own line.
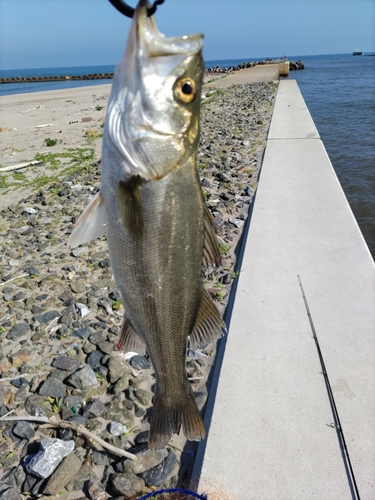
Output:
[195, 80, 375, 499]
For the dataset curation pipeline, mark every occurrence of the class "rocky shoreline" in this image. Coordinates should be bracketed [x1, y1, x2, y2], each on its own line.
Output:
[0, 81, 277, 499]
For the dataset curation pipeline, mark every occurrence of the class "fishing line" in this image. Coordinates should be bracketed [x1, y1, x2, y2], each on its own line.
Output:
[297, 275, 361, 500]
[138, 488, 208, 499]
[108, 0, 165, 18]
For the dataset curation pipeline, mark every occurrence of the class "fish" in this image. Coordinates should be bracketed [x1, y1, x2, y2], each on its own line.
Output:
[68, 0, 225, 450]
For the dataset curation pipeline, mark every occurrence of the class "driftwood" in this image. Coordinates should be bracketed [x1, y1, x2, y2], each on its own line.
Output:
[0, 374, 30, 383]
[0, 273, 30, 286]
[0, 413, 137, 461]
[0, 160, 41, 172]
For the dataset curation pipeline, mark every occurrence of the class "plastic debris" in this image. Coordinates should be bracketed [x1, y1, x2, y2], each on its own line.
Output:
[23, 207, 38, 214]
[187, 349, 208, 359]
[36, 124, 53, 128]
[122, 351, 139, 360]
[76, 302, 90, 318]
[24, 438, 75, 479]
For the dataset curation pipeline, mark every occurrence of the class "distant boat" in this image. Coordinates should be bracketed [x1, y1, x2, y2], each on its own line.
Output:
[353, 49, 363, 55]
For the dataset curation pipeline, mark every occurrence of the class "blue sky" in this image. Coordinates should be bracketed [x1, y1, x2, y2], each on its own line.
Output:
[0, 0, 374, 70]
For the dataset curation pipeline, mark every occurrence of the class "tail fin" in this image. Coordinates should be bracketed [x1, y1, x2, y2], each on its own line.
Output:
[148, 389, 206, 450]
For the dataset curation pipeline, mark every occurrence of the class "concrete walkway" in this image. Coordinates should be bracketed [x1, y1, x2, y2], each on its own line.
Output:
[204, 64, 280, 87]
[195, 80, 375, 499]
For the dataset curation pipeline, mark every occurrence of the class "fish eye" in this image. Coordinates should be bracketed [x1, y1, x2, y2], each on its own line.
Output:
[174, 77, 196, 104]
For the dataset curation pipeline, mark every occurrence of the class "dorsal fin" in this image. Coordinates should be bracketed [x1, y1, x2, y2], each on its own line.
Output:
[189, 288, 226, 350]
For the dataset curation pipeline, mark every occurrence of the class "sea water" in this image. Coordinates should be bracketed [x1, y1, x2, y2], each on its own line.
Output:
[1, 54, 374, 258]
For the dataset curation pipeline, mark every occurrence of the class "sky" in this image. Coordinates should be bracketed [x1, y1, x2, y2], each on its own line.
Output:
[0, 0, 374, 70]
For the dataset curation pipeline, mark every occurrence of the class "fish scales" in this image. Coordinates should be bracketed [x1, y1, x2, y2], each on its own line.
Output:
[68, 0, 225, 449]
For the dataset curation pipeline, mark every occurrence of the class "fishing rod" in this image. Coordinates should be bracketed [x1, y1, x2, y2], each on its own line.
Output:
[297, 275, 361, 500]
[108, 0, 165, 17]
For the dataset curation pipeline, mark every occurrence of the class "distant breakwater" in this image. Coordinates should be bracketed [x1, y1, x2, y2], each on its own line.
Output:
[0, 60, 304, 84]
[0, 73, 114, 84]
[205, 59, 304, 74]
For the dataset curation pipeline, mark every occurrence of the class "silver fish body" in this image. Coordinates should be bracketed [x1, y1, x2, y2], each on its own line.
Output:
[68, 0, 225, 449]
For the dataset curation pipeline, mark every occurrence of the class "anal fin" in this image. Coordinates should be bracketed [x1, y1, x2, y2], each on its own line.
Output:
[67, 191, 106, 248]
[118, 314, 146, 354]
[190, 288, 226, 350]
[202, 203, 222, 268]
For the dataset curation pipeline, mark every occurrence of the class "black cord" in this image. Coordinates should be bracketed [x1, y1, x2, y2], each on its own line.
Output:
[297, 275, 361, 500]
[108, 0, 165, 18]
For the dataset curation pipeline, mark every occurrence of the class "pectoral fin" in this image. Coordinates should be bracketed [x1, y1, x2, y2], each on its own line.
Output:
[118, 314, 146, 354]
[67, 191, 107, 248]
[189, 288, 226, 350]
[202, 203, 222, 268]
[118, 175, 145, 240]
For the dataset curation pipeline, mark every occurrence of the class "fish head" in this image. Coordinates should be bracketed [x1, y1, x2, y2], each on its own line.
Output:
[105, 0, 204, 180]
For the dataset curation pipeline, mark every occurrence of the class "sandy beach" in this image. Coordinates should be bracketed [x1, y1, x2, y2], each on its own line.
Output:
[0, 73, 277, 497]
[0, 85, 112, 209]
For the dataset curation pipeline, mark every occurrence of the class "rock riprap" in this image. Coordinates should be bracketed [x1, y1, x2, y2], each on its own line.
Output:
[0, 81, 277, 497]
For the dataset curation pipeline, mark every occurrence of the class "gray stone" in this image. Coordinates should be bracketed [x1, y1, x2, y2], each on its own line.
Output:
[39, 378, 66, 399]
[107, 355, 132, 383]
[52, 355, 80, 372]
[48, 368, 69, 382]
[89, 330, 106, 345]
[129, 355, 152, 370]
[140, 448, 177, 486]
[91, 451, 109, 467]
[71, 247, 88, 258]
[21, 474, 45, 497]
[110, 471, 145, 497]
[64, 395, 83, 409]
[0, 487, 23, 500]
[10, 377, 28, 389]
[66, 364, 97, 389]
[6, 323, 29, 340]
[228, 217, 244, 228]
[66, 414, 86, 426]
[132, 449, 168, 474]
[43, 453, 82, 495]
[70, 280, 86, 293]
[34, 310, 60, 324]
[12, 421, 35, 440]
[86, 479, 107, 500]
[113, 374, 129, 394]
[64, 463, 97, 492]
[24, 438, 75, 479]
[135, 430, 149, 444]
[1, 465, 26, 489]
[82, 398, 105, 418]
[25, 394, 49, 417]
[134, 387, 152, 406]
[12, 291, 26, 301]
[86, 350, 103, 369]
[220, 272, 232, 284]
[72, 326, 92, 339]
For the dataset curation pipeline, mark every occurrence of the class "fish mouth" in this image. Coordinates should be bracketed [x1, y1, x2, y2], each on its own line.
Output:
[132, 0, 203, 60]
